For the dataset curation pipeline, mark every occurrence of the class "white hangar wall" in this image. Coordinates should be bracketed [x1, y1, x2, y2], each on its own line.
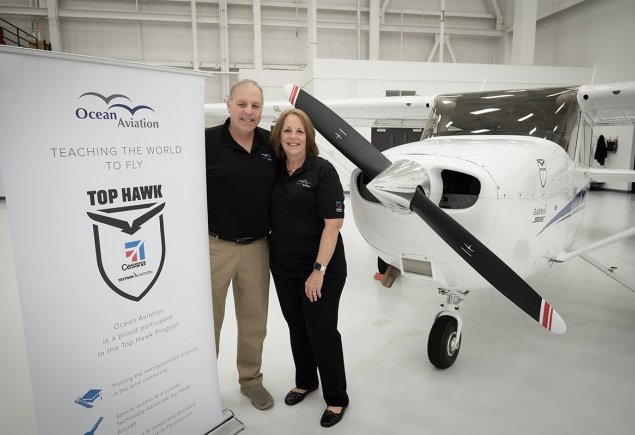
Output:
[307, 59, 593, 98]
[532, 0, 635, 84]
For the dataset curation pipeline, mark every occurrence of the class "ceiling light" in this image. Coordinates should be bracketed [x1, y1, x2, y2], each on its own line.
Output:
[470, 108, 500, 115]
[546, 90, 569, 97]
[482, 94, 514, 99]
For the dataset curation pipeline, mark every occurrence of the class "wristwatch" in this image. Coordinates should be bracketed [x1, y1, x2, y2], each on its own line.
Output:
[313, 262, 327, 273]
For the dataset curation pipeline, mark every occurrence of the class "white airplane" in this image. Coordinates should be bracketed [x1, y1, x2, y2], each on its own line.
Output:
[206, 82, 635, 369]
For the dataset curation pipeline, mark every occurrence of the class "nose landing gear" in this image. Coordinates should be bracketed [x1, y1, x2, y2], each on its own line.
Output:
[427, 289, 468, 369]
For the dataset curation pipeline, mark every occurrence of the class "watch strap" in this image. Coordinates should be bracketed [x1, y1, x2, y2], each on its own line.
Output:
[313, 262, 327, 272]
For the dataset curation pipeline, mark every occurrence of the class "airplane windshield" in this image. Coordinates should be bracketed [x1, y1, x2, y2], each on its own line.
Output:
[422, 86, 581, 149]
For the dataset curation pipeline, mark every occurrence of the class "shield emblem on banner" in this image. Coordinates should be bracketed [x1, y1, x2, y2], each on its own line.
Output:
[87, 202, 166, 301]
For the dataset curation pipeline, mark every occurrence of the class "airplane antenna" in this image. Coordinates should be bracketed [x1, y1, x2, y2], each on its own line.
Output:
[591, 65, 597, 84]
[479, 74, 488, 91]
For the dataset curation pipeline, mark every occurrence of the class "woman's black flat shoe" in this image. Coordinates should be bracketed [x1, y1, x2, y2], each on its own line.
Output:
[320, 406, 346, 428]
[284, 384, 319, 406]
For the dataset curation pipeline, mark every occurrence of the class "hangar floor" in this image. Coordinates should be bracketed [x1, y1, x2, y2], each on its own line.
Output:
[1, 190, 634, 435]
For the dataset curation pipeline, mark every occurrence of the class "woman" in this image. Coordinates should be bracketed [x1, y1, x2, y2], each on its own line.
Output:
[269, 108, 349, 428]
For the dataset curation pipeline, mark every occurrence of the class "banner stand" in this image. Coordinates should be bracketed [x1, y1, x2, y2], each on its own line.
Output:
[206, 409, 244, 435]
[0, 46, 242, 435]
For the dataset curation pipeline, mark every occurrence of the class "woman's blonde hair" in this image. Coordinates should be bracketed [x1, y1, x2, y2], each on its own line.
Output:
[270, 108, 319, 159]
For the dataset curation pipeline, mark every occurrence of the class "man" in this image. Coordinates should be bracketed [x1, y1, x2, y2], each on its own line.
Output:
[205, 79, 276, 410]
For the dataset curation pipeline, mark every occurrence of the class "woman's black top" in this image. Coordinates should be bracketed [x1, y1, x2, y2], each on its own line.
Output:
[269, 155, 346, 277]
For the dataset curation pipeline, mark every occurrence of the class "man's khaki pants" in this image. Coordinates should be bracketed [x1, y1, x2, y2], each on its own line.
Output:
[209, 236, 270, 387]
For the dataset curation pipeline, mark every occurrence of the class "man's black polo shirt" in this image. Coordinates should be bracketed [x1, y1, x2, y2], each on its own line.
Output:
[205, 118, 276, 239]
[269, 155, 346, 277]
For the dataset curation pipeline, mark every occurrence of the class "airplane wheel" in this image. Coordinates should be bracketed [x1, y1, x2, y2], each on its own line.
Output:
[428, 316, 461, 369]
[377, 257, 389, 274]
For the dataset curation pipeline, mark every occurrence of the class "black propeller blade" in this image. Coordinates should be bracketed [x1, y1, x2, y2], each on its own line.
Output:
[285, 85, 391, 179]
[285, 84, 565, 334]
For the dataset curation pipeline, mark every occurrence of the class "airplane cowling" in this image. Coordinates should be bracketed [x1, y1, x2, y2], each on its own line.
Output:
[349, 154, 499, 291]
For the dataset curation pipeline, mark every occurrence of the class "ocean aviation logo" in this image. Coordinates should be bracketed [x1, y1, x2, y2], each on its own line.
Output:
[76, 92, 159, 129]
[86, 186, 166, 302]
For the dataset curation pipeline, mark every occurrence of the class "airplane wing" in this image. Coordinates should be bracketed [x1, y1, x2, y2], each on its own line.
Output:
[578, 80, 635, 209]
[578, 82, 635, 125]
[205, 95, 434, 128]
[205, 80, 635, 128]
[588, 168, 635, 183]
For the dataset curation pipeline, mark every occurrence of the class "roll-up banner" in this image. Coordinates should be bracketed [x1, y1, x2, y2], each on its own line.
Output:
[0, 46, 241, 435]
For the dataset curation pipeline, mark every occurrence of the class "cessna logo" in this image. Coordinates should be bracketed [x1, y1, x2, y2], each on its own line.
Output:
[537, 159, 547, 187]
[86, 185, 166, 301]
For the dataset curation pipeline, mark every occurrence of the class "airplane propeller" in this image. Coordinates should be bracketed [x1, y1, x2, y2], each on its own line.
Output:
[284, 84, 566, 334]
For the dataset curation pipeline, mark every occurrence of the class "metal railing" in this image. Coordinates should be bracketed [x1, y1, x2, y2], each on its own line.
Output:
[0, 17, 51, 50]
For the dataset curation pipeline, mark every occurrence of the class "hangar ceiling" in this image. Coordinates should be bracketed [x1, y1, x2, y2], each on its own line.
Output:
[0, 0, 587, 71]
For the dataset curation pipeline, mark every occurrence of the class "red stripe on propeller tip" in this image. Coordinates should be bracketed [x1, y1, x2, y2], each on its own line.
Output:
[289, 85, 299, 105]
[542, 301, 552, 330]
[542, 300, 565, 334]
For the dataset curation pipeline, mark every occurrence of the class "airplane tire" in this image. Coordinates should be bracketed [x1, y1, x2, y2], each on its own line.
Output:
[377, 257, 389, 274]
[428, 316, 461, 369]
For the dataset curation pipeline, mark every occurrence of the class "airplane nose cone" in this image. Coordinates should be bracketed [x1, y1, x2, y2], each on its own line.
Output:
[366, 159, 430, 213]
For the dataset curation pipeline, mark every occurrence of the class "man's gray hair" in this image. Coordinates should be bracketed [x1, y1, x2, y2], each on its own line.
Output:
[229, 79, 264, 101]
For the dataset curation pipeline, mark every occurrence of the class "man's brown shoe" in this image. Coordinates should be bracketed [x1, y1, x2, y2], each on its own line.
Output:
[240, 384, 274, 410]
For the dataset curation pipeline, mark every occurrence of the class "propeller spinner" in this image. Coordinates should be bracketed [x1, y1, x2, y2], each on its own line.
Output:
[283, 84, 565, 334]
